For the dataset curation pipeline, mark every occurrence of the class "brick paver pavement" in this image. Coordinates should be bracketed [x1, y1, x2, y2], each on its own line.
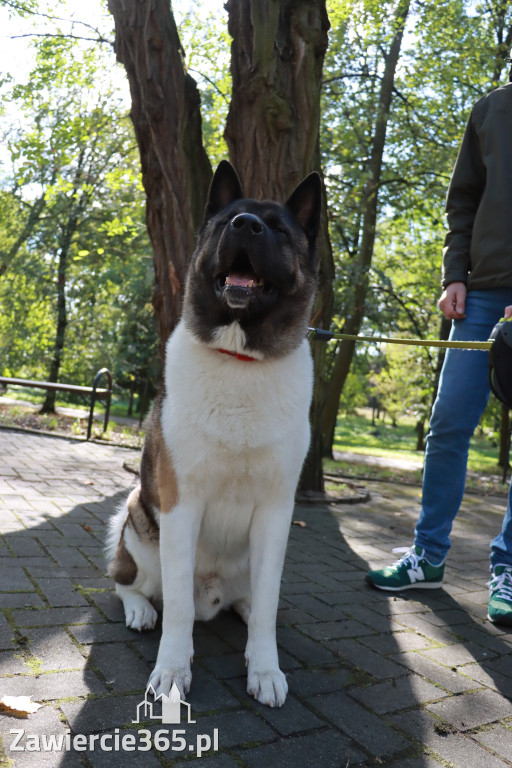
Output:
[0, 428, 511, 767]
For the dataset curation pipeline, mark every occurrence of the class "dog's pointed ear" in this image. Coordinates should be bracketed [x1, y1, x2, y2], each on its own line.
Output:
[205, 161, 244, 221]
[285, 172, 322, 245]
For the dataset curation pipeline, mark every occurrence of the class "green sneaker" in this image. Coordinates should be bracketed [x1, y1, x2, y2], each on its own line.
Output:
[366, 545, 445, 591]
[487, 565, 512, 626]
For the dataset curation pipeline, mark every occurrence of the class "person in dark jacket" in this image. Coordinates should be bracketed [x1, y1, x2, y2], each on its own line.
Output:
[365, 67, 512, 626]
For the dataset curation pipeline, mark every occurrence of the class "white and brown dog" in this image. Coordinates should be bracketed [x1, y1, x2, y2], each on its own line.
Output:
[106, 161, 321, 707]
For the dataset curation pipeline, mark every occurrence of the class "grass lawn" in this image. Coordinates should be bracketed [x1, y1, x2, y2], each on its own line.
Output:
[0, 387, 144, 447]
[329, 409, 510, 497]
[0, 389, 509, 494]
[0, 385, 135, 419]
[332, 408, 505, 474]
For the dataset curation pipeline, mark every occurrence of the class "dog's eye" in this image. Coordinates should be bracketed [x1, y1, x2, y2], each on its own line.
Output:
[212, 597, 221, 605]
[266, 219, 287, 236]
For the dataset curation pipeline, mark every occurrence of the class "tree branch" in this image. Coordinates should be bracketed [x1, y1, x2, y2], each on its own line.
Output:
[10, 32, 112, 45]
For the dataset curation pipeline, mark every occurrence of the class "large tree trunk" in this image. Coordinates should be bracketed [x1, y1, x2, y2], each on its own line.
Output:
[225, 0, 334, 491]
[321, 0, 411, 457]
[109, 0, 333, 491]
[108, 0, 212, 355]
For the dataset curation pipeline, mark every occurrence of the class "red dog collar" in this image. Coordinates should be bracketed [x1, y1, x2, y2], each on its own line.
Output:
[217, 348, 257, 362]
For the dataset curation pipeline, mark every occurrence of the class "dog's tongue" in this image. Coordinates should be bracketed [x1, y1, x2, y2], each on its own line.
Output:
[226, 273, 255, 288]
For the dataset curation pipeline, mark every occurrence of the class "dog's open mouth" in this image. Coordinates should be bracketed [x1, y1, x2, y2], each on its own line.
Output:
[215, 252, 274, 298]
[225, 273, 265, 289]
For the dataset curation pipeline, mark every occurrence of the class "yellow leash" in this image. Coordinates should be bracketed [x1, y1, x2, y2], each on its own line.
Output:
[307, 327, 492, 351]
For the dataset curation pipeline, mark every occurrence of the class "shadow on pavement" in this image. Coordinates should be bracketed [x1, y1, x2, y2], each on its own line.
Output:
[1, 431, 511, 768]
[0, 486, 416, 768]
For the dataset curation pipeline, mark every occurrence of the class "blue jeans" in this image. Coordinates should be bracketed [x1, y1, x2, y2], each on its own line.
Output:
[415, 288, 512, 568]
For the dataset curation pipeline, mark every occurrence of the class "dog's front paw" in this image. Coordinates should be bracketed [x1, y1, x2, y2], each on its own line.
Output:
[247, 666, 288, 708]
[148, 664, 192, 700]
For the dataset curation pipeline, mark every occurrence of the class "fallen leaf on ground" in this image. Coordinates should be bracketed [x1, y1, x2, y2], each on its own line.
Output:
[0, 695, 42, 717]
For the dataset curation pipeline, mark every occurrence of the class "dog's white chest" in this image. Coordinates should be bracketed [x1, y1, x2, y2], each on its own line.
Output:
[161, 322, 313, 474]
[158, 321, 313, 574]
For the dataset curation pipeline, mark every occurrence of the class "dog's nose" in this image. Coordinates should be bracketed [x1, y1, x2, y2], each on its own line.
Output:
[230, 213, 264, 235]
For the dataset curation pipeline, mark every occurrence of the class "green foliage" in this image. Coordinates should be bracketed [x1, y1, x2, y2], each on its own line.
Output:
[0, 267, 54, 378]
[322, 0, 512, 423]
[174, 0, 231, 164]
[371, 343, 432, 427]
[2, 0, 512, 427]
[0, 29, 158, 412]
[337, 369, 367, 413]
[0, 0, 38, 17]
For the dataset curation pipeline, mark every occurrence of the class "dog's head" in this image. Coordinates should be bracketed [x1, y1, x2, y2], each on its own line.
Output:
[183, 161, 321, 359]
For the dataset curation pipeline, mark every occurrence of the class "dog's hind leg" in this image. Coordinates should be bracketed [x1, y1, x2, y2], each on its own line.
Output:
[233, 597, 251, 625]
[106, 487, 161, 632]
[116, 583, 158, 632]
[109, 529, 161, 631]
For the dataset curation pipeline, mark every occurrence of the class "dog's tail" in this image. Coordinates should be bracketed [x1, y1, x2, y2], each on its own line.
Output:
[105, 489, 139, 585]
[105, 497, 129, 563]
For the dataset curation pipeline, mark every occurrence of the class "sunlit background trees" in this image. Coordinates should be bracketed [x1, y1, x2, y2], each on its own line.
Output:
[0, 0, 510, 481]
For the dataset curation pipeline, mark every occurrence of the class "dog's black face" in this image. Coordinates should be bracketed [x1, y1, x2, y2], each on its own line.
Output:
[183, 161, 321, 359]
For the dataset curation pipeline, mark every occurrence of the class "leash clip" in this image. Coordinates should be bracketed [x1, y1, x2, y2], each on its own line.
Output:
[307, 327, 334, 342]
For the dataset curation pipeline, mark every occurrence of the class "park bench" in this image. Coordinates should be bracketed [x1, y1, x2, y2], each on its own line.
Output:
[0, 368, 112, 441]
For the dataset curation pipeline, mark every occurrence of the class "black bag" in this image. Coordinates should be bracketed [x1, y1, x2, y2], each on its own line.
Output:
[488, 318, 512, 408]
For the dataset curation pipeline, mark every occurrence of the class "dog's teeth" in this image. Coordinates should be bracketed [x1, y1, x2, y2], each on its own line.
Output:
[226, 274, 259, 288]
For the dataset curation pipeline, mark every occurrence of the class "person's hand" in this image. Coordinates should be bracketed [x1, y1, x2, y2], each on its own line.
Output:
[504, 305, 512, 320]
[438, 282, 467, 320]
